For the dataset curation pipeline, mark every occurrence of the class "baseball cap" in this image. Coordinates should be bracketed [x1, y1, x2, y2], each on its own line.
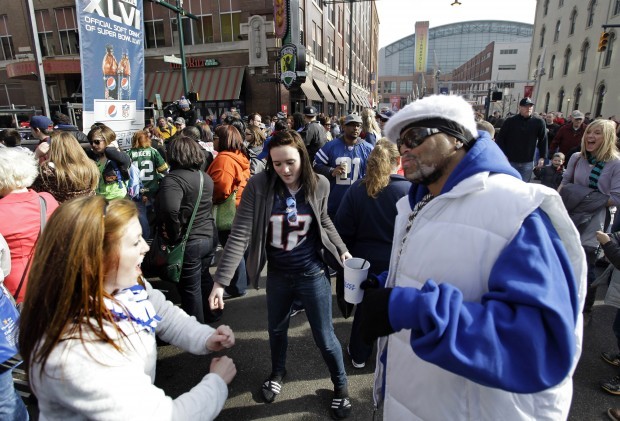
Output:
[344, 113, 363, 125]
[379, 110, 394, 121]
[384, 95, 477, 145]
[303, 106, 318, 117]
[30, 115, 53, 130]
[519, 97, 535, 106]
[571, 110, 585, 120]
[174, 117, 186, 125]
[277, 111, 287, 119]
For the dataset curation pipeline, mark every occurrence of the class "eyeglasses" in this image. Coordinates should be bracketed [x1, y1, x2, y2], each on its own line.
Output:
[397, 127, 440, 150]
[285, 196, 297, 223]
[89, 139, 104, 145]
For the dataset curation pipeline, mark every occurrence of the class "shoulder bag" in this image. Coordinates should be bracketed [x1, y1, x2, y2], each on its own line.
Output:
[146, 172, 203, 283]
[213, 189, 237, 231]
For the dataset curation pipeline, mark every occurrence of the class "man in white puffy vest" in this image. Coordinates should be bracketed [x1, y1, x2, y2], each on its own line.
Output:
[360, 94, 586, 420]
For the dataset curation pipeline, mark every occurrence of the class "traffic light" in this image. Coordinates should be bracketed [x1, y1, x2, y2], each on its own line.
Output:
[598, 32, 610, 52]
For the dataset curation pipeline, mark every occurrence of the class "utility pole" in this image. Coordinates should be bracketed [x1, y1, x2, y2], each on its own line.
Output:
[147, 0, 198, 97]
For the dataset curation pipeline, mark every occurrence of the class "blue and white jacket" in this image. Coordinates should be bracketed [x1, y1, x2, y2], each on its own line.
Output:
[375, 132, 587, 420]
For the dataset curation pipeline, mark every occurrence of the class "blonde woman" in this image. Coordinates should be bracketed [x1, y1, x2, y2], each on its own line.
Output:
[334, 139, 410, 368]
[360, 108, 382, 146]
[32, 131, 99, 203]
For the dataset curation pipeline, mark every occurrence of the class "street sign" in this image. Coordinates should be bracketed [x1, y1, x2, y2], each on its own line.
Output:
[163, 55, 182, 65]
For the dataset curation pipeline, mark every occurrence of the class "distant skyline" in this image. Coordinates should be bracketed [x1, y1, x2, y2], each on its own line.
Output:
[376, 0, 537, 48]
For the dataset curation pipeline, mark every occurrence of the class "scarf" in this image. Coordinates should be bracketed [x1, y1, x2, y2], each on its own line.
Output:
[103, 284, 161, 336]
[587, 152, 606, 190]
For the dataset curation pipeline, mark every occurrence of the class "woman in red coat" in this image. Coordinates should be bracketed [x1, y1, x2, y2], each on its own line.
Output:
[0, 147, 58, 302]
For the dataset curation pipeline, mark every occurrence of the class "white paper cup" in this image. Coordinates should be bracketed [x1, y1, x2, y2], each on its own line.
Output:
[343, 258, 370, 304]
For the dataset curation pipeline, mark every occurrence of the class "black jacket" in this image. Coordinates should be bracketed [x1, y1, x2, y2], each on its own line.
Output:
[301, 120, 327, 162]
[156, 169, 215, 243]
[496, 114, 548, 163]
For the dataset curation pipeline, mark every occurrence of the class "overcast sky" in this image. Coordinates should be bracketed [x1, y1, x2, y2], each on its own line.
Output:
[376, 0, 537, 48]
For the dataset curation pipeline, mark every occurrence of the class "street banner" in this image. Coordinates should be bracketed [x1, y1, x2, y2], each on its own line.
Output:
[390, 95, 401, 111]
[414, 21, 429, 73]
[524, 85, 534, 99]
[76, 0, 144, 149]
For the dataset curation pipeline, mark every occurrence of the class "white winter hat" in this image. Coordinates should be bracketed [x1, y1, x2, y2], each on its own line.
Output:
[385, 95, 478, 145]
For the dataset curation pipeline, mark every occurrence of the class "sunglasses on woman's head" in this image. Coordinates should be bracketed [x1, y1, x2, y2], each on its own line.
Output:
[285, 197, 297, 223]
[397, 127, 441, 150]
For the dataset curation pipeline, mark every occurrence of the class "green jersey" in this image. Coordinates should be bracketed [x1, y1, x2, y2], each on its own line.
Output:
[128, 147, 168, 197]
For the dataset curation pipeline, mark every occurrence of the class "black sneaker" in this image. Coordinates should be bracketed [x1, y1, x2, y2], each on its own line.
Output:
[330, 390, 352, 419]
[602, 352, 620, 367]
[261, 371, 286, 403]
[602, 375, 620, 395]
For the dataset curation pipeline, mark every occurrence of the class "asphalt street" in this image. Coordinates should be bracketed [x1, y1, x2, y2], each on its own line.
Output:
[21, 266, 620, 420]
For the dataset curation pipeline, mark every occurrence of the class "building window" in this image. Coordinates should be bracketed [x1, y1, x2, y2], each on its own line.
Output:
[35, 10, 59, 56]
[540, 26, 546, 48]
[604, 32, 616, 66]
[544, 0, 549, 15]
[399, 81, 413, 93]
[549, 55, 556, 78]
[587, 0, 596, 28]
[554, 20, 561, 42]
[498, 64, 517, 70]
[220, 12, 240, 43]
[181, 15, 214, 45]
[580, 41, 589, 72]
[144, 20, 165, 49]
[569, 9, 577, 35]
[500, 49, 518, 54]
[0, 15, 13, 61]
[299, 7, 305, 46]
[574, 85, 582, 110]
[545, 92, 551, 113]
[563, 47, 571, 76]
[317, 25, 323, 61]
[559, 0, 564, 6]
[615, 0, 620, 15]
[327, 36, 335, 68]
[55, 7, 79, 55]
[557, 87, 565, 112]
[383, 81, 395, 93]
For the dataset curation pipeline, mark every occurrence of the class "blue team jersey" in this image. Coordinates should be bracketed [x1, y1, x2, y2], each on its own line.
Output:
[266, 189, 323, 272]
[314, 137, 373, 215]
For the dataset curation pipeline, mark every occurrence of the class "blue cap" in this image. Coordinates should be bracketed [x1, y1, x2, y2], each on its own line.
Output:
[30, 115, 53, 130]
[257, 137, 272, 160]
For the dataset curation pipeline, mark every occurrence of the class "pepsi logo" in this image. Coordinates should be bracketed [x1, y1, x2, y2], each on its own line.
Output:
[121, 77, 129, 90]
[107, 105, 117, 118]
[106, 77, 116, 90]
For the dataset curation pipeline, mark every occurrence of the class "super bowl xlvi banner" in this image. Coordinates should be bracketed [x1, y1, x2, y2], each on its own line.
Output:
[77, 0, 144, 149]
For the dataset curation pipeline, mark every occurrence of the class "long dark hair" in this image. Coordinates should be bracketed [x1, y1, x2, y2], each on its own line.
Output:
[266, 129, 318, 198]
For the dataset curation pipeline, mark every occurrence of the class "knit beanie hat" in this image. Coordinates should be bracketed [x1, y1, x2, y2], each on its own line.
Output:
[178, 96, 190, 109]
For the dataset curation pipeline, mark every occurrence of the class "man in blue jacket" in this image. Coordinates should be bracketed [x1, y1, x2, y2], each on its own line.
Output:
[360, 95, 586, 420]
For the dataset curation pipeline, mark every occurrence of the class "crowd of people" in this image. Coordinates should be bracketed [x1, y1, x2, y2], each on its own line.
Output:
[2, 93, 620, 420]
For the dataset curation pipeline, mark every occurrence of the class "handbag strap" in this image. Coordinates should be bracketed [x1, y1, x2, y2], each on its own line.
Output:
[14, 195, 47, 301]
[181, 172, 204, 244]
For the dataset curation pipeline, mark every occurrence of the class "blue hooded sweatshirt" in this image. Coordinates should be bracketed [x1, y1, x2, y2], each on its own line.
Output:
[385, 131, 579, 394]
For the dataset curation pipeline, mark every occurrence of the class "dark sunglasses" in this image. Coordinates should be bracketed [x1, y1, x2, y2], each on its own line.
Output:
[285, 196, 297, 223]
[397, 127, 440, 150]
[89, 139, 104, 145]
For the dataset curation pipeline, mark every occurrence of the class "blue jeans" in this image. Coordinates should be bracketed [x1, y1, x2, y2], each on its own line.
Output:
[509, 161, 534, 182]
[135, 198, 153, 241]
[0, 368, 28, 421]
[178, 236, 219, 323]
[266, 266, 348, 390]
[219, 230, 247, 296]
